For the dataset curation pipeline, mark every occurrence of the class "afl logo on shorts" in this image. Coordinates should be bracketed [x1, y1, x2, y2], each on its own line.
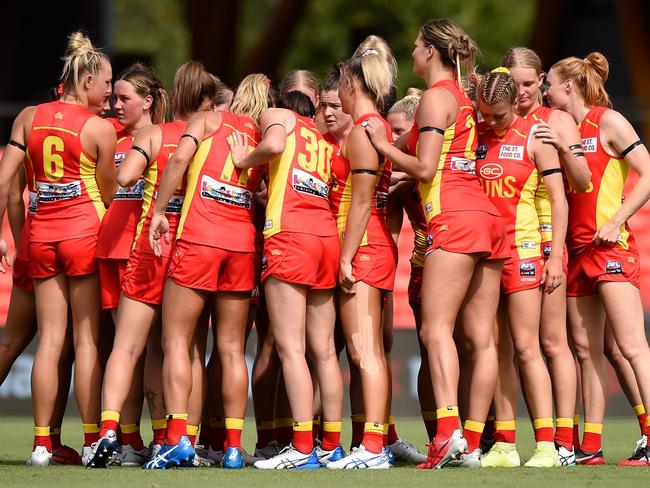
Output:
[519, 261, 536, 276]
[605, 260, 622, 274]
[261, 256, 268, 271]
[479, 163, 503, 180]
[476, 144, 488, 160]
[543, 245, 551, 259]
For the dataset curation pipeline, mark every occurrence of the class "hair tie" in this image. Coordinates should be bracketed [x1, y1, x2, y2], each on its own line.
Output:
[361, 48, 379, 58]
[491, 66, 511, 75]
[57, 83, 64, 96]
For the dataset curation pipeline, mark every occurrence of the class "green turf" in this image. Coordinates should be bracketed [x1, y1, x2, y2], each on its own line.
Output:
[0, 416, 648, 487]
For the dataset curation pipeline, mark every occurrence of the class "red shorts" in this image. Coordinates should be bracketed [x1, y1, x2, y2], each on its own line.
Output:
[12, 257, 34, 293]
[541, 241, 569, 274]
[262, 232, 339, 289]
[169, 240, 257, 292]
[98, 259, 128, 309]
[352, 243, 398, 291]
[567, 245, 640, 297]
[501, 256, 544, 295]
[29, 235, 98, 279]
[425, 210, 508, 260]
[121, 250, 172, 306]
[408, 264, 423, 307]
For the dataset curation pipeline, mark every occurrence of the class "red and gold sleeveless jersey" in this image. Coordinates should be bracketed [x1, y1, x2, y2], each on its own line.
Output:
[264, 113, 337, 238]
[330, 113, 394, 247]
[95, 131, 146, 259]
[400, 182, 428, 267]
[476, 116, 541, 261]
[132, 120, 188, 256]
[568, 106, 636, 253]
[407, 80, 496, 224]
[176, 112, 263, 251]
[27, 101, 105, 242]
[524, 105, 555, 242]
[323, 131, 342, 156]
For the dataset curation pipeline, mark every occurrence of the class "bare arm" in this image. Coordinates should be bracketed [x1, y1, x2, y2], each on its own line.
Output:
[594, 110, 650, 245]
[7, 171, 26, 248]
[339, 126, 379, 293]
[118, 125, 159, 187]
[229, 108, 291, 169]
[85, 116, 118, 207]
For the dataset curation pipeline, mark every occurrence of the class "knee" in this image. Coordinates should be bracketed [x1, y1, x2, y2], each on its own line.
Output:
[419, 327, 450, 351]
[540, 335, 561, 359]
[604, 341, 625, 366]
[616, 341, 648, 364]
[513, 343, 542, 365]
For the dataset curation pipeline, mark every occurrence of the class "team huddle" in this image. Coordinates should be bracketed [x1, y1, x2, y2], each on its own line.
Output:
[0, 16, 649, 471]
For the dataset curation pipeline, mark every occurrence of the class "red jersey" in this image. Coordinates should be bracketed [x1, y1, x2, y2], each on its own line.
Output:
[323, 132, 342, 157]
[264, 113, 337, 238]
[132, 120, 188, 256]
[476, 116, 541, 261]
[407, 80, 496, 223]
[177, 112, 262, 251]
[330, 113, 394, 247]
[568, 106, 636, 253]
[95, 131, 146, 259]
[27, 101, 106, 242]
[399, 182, 428, 267]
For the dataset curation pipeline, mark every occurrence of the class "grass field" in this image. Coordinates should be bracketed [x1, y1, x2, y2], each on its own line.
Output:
[0, 416, 648, 487]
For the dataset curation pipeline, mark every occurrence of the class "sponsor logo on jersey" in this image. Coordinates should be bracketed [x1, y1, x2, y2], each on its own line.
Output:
[425, 202, 433, 214]
[200, 175, 253, 209]
[28, 191, 38, 213]
[582, 137, 597, 153]
[476, 144, 488, 160]
[498, 144, 524, 160]
[450, 157, 476, 175]
[519, 261, 536, 276]
[605, 260, 622, 274]
[292, 168, 329, 198]
[479, 163, 504, 180]
[114, 152, 127, 166]
[376, 191, 388, 209]
[521, 240, 538, 249]
[115, 179, 145, 200]
[36, 180, 81, 202]
[540, 224, 552, 233]
[165, 194, 184, 214]
[264, 220, 273, 231]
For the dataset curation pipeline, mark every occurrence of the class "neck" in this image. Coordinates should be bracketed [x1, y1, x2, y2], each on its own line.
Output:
[128, 115, 153, 135]
[352, 97, 378, 121]
[330, 123, 353, 143]
[424, 61, 455, 87]
[60, 93, 88, 107]
[565, 96, 590, 124]
[518, 99, 540, 117]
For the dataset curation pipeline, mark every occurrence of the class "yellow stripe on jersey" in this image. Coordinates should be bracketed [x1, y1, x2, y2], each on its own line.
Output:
[418, 122, 456, 222]
[585, 118, 599, 129]
[79, 151, 106, 220]
[597, 157, 630, 250]
[117, 136, 129, 145]
[411, 226, 427, 268]
[336, 173, 353, 242]
[535, 181, 552, 240]
[32, 126, 78, 137]
[177, 137, 212, 240]
[264, 133, 296, 238]
[515, 169, 542, 260]
[132, 163, 158, 251]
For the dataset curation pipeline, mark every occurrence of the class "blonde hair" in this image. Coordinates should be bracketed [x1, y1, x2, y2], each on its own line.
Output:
[420, 19, 480, 82]
[279, 69, 319, 100]
[340, 35, 397, 112]
[60, 31, 110, 97]
[551, 52, 610, 107]
[477, 68, 517, 106]
[388, 89, 421, 121]
[501, 47, 542, 74]
[117, 63, 170, 124]
[231, 73, 274, 122]
[172, 61, 218, 119]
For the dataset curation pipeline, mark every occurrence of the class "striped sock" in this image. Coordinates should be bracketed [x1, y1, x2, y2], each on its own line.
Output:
[187, 424, 199, 446]
[321, 421, 342, 451]
[50, 427, 62, 450]
[572, 414, 581, 450]
[361, 422, 384, 454]
[120, 423, 144, 450]
[581, 423, 603, 453]
[99, 410, 120, 437]
[494, 420, 516, 444]
[554, 417, 573, 449]
[387, 415, 399, 445]
[292, 420, 313, 454]
[255, 419, 275, 449]
[166, 413, 188, 445]
[463, 420, 485, 452]
[225, 418, 244, 449]
[421, 410, 437, 441]
[435, 406, 460, 440]
[533, 418, 554, 443]
[633, 404, 647, 436]
[83, 423, 101, 447]
[312, 416, 321, 444]
[382, 422, 390, 446]
[34, 426, 51, 451]
[351, 414, 365, 448]
[645, 414, 650, 437]
[151, 418, 167, 446]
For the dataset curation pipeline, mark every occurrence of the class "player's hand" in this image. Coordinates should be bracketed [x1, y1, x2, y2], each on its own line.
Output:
[228, 131, 249, 168]
[149, 211, 170, 257]
[593, 219, 620, 247]
[362, 117, 389, 152]
[541, 256, 564, 294]
[0, 238, 11, 273]
[339, 260, 356, 294]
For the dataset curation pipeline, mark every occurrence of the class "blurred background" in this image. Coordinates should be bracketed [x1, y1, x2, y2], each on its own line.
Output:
[1, 0, 649, 416]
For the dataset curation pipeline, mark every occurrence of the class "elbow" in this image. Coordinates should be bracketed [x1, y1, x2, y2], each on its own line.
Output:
[266, 139, 286, 156]
[117, 171, 137, 188]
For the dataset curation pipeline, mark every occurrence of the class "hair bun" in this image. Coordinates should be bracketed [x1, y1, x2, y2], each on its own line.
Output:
[584, 52, 609, 83]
